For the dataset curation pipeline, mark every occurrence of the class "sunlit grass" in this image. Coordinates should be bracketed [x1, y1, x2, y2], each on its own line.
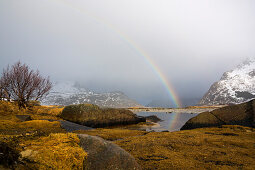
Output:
[20, 133, 87, 170]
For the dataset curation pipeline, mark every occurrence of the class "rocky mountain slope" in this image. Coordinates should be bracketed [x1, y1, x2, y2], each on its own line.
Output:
[199, 58, 255, 105]
[41, 82, 143, 108]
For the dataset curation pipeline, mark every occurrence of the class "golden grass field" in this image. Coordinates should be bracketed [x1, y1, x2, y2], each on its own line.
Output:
[0, 101, 254, 169]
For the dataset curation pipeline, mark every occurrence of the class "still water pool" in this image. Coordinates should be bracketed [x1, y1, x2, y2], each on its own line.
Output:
[136, 112, 199, 132]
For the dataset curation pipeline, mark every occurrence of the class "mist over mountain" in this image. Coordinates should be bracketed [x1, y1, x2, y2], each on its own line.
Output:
[199, 58, 255, 105]
[0, 1, 255, 107]
[42, 81, 143, 108]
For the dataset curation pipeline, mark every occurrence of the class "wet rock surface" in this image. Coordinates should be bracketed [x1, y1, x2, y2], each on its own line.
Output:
[59, 120, 93, 132]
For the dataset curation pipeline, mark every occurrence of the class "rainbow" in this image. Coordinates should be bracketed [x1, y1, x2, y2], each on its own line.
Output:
[168, 113, 179, 131]
[54, 0, 182, 108]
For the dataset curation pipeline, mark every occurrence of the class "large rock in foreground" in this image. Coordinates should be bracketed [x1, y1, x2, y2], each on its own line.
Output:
[181, 99, 255, 130]
[78, 134, 141, 170]
[60, 104, 145, 128]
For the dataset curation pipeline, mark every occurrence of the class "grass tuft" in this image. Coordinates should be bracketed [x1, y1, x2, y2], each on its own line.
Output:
[20, 133, 87, 170]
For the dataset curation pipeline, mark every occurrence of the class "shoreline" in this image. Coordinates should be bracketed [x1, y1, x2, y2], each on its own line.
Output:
[128, 107, 221, 114]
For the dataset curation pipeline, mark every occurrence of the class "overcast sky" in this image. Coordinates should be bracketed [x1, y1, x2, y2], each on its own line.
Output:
[0, 0, 255, 105]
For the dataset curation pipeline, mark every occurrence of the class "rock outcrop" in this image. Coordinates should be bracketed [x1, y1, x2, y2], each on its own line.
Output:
[78, 134, 141, 170]
[181, 99, 255, 130]
[60, 104, 145, 128]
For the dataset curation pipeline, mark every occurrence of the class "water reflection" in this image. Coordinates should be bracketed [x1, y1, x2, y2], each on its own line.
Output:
[136, 112, 198, 132]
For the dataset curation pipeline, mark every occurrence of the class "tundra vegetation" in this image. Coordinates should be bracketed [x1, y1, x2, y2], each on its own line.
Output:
[0, 101, 86, 169]
[0, 100, 255, 169]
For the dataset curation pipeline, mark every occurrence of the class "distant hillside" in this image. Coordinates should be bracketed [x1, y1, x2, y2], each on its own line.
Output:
[199, 58, 255, 105]
[42, 82, 143, 108]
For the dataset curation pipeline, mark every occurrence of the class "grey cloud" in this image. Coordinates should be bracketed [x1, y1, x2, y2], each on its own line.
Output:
[0, 0, 254, 105]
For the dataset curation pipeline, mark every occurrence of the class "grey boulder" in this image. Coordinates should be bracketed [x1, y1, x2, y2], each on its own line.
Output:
[181, 99, 255, 130]
[78, 134, 141, 170]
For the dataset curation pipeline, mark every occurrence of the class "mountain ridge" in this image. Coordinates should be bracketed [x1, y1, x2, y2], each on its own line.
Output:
[199, 58, 255, 105]
[42, 81, 143, 108]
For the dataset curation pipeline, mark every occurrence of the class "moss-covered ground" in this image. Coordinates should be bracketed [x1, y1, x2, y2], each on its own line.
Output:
[114, 125, 255, 169]
[73, 125, 255, 169]
[0, 101, 86, 169]
[1, 101, 255, 169]
[60, 103, 144, 127]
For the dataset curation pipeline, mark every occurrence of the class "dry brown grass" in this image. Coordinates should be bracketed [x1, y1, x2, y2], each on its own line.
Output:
[113, 125, 255, 169]
[0, 101, 88, 169]
[0, 102, 65, 136]
[1, 101, 254, 169]
[0, 101, 63, 118]
[0, 101, 26, 115]
[19, 133, 87, 170]
[32, 105, 64, 116]
[0, 101, 64, 128]
[0, 119, 65, 136]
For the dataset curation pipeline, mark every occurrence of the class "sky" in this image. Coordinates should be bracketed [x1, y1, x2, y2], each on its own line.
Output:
[0, 0, 255, 105]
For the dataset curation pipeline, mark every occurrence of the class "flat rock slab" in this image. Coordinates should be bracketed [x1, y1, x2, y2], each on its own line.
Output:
[15, 115, 32, 122]
[78, 134, 141, 170]
[59, 120, 93, 132]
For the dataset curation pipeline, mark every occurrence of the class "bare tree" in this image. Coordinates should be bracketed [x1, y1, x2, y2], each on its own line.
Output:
[0, 61, 52, 108]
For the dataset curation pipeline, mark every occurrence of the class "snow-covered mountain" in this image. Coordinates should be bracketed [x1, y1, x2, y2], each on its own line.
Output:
[199, 58, 255, 105]
[41, 81, 143, 108]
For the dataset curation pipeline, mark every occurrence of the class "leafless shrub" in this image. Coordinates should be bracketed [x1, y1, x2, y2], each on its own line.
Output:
[0, 61, 52, 108]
